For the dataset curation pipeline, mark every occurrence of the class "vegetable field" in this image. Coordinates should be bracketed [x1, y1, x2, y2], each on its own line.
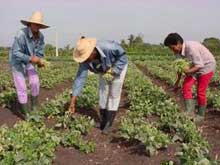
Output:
[0, 50, 220, 165]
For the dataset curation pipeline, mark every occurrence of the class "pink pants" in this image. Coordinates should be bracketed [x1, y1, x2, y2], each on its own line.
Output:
[12, 64, 39, 104]
[182, 72, 213, 106]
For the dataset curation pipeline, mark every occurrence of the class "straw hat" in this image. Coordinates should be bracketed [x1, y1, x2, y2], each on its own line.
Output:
[73, 38, 97, 63]
[21, 11, 49, 29]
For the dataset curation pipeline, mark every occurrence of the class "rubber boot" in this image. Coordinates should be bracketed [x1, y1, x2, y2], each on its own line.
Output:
[20, 103, 28, 119]
[102, 110, 117, 135]
[95, 109, 107, 130]
[31, 96, 38, 111]
[100, 109, 107, 130]
[195, 106, 206, 122]
[184, 99, 195, 118]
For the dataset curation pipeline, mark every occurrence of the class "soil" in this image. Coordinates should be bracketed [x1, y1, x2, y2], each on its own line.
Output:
[0, 79, 73, 127]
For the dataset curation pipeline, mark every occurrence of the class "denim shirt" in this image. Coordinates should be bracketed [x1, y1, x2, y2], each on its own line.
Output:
[9, 27, 44, 73]
[72, 40, 128, 96]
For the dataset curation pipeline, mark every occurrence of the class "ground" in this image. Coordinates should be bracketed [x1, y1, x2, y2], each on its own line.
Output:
[0, 63, 219, 165]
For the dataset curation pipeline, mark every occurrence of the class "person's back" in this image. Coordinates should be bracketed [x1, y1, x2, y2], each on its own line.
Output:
[184, 41, 216, 75]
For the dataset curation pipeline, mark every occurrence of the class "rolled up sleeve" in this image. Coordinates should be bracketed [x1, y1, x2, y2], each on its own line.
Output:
[72, 63, 89, 96]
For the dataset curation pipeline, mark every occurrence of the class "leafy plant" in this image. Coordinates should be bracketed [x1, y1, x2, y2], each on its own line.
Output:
[56, 112, 95, 135]
[0, 121, 60, 164]
[61, 130, 96, 154]
[120, 112, 170, 156]
[41, 59, 51, 68]
[122, 63, 213, 163]
[173, 59, 190, 73]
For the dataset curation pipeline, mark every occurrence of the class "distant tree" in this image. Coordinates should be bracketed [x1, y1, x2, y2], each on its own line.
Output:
[59, 44, 73, 56]
[45, 44, 56, 56]
[203, 37, 220, 49]
[64, 44, 71, 51]
[121, 39, 127, 48]
[133, 35, 144, 47]
[203, 37, 220, 55]
[128, 34, 135, 46]
[127, 34, 145, 49]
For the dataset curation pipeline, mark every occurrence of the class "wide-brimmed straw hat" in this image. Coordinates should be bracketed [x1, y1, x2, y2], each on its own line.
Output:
[21, 11, 49, 29]
[73, 38, 97, 63]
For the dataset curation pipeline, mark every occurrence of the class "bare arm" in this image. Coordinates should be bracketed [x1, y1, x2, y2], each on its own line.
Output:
[184, 65, 200, 75]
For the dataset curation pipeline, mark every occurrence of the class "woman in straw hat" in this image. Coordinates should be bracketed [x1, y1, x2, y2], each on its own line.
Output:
[69, 38, 128, 134]
[9, 11, 49, 119]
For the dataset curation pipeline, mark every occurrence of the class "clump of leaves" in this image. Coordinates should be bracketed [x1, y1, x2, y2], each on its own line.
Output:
[55, 112, 95, 135]
[61, 130, 96, 154]
[55, 112, 96, 153]
[0, 121, 60, 164]
[176, 142, 211, 165]
[119, 112, 170, 156]
[41, 90, 70, 117]
[0, 89, 16, 107]
[76, 84, 98, 108]
[41, 59, 51, 68]
[173, 59, 190, 73]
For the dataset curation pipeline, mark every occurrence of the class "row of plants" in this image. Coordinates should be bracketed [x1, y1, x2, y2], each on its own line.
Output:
[129, 50, 220, 78]
[119, 63, 219, 164]
[37, 61, 77, 89]
[135, 60, 176, 85]
[0, 69, 16, 107]
[0, 60, 77, 107]
[134, 58, 220, 111]
[0, 121, 60, 164]
[0, 74, 99, 164]
[28, 74, 98, 154]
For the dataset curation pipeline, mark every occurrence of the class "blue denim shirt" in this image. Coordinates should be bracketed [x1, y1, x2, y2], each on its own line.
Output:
[72, 40, 128, 96]
[9, 27, 44, 73]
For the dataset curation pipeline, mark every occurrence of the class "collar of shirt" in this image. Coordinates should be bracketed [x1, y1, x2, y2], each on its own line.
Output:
[181, 42, 186, 56]
[28, 27, 40, 40]
[95, 46, 107, 71]
[28, 27, 34, 39]
[95, 46, 106, 58]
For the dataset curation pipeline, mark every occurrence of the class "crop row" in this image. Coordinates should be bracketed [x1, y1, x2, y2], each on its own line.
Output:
[0, 74, 98, 164]
[119, 63, 219, 164]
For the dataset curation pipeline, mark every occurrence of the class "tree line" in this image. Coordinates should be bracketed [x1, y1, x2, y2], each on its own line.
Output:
[0, 36, 220, 57]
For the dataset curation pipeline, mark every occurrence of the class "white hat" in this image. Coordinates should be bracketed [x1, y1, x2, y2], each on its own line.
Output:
[73, 38, 97, 63]
[21, 11, 49, 29]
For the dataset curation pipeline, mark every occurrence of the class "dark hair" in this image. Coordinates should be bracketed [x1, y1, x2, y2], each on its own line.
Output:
[164, 33, 184, 46]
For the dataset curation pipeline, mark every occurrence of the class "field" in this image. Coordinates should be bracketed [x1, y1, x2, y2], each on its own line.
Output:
[0, 48, 220, 165]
